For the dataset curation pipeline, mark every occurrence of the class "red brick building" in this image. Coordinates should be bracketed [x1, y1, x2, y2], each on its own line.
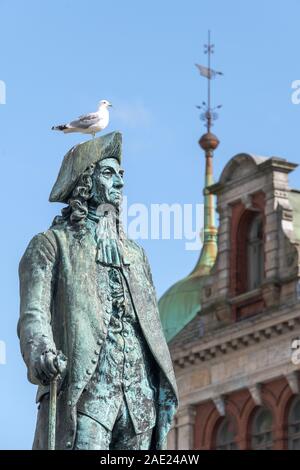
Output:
[159, 132, 300, 450]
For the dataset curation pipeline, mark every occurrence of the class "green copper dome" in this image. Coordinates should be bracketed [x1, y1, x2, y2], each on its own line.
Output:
[158, 236, 217, 343]
[158, 274, 208, 343]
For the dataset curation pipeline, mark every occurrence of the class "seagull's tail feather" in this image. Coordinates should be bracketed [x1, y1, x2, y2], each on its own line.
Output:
[52, 124, 78, 134]
[52, 124, 69, 131]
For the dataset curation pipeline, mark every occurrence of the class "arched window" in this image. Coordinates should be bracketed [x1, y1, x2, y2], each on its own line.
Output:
[288, 396, 300, 450]
[215, 417, 238, 450]
[251, 407, 273, 450]
[247, 213, 264, 291]
[235, 209, 265, 296]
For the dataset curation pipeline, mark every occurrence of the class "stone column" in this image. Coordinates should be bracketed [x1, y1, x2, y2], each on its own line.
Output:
[176, 405, 197, 450]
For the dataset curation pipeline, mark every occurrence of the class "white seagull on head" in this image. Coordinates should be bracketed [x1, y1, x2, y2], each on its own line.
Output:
[52, 99, 112, 138]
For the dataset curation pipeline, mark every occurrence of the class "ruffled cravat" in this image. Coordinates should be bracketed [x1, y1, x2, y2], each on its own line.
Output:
[87, 208, 130, 268]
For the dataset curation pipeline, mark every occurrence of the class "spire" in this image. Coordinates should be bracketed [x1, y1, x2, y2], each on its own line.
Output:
[191, 31, 222, 276]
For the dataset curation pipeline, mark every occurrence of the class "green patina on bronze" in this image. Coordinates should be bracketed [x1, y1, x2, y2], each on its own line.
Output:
[159, 132, 219, 343]
[18, 131, 178, 450]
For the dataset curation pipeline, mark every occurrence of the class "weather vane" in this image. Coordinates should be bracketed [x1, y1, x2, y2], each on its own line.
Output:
[195, 30, 223, 133]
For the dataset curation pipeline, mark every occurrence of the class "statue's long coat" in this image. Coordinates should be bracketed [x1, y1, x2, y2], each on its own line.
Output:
[18, 223, 178, 450]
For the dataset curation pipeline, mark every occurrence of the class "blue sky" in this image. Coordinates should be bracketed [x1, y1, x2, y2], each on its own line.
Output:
[1, 0, 300, 449]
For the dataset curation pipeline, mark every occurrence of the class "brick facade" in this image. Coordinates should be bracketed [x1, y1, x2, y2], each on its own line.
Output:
[193, 377, 295, 450]
[167, 153, 300, 450]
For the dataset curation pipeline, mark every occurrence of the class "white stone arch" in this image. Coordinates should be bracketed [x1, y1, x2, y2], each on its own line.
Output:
[219, 153, 268, 185]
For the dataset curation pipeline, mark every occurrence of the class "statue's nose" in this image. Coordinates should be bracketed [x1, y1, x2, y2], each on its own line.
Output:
[114, 174, 124, 188]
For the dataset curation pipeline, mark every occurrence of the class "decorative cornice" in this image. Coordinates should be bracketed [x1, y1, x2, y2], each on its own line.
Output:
[172, 308, 300, 370]
[258, 158, 298, 174]
[207, 167, 264, 196]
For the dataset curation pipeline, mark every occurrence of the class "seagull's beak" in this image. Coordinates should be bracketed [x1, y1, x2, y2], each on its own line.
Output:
[109, 103, 113, 107]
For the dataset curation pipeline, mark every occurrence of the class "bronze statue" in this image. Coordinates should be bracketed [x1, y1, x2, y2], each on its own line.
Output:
[18, 131, 178, 450]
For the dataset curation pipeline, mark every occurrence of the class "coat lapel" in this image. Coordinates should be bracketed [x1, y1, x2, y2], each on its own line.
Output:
[120, 241, 178, 401]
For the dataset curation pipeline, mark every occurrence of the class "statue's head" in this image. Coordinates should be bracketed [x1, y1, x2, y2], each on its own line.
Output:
[49, 132, 124, 227]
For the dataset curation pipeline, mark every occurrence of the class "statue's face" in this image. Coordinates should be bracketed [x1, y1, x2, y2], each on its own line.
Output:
[91, 157, 124, 209]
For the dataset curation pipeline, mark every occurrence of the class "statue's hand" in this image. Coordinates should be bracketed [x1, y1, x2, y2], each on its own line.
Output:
[34, 350, 68, 386]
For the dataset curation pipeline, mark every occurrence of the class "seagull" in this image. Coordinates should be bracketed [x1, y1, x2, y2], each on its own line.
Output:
[52, 99, 112, 138]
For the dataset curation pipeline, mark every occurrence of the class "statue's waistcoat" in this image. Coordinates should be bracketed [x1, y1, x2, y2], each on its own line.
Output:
[77, 265, 158, 434]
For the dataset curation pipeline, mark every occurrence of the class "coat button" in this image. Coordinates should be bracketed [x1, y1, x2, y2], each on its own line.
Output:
[68, 400, 72, 406]
[94, 350, 100, 355]
[66, 441, 72, 448]
[97, 340, 102, 345]
[91, 358, 97, 364]
[86, 369, 92, 375]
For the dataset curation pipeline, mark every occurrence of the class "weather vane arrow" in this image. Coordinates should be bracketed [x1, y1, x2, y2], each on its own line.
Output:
[195, 30, 223, 133]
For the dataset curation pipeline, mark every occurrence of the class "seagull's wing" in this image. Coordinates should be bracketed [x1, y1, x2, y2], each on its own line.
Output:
[69, 112, 100, 129]
[77, 111, 99, 120]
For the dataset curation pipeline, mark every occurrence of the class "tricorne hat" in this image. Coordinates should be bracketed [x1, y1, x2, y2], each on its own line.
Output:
[49, 131, 122, 203]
